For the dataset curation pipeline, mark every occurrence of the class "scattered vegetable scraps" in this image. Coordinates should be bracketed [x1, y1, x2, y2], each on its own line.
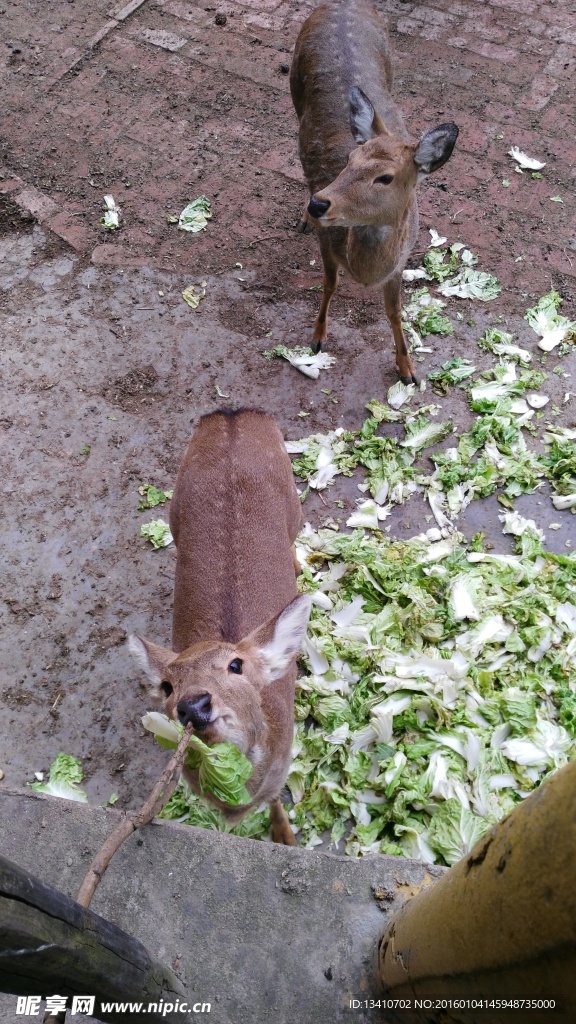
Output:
[262, 345, 336, 379]
[178, 196, 212, 232]
[31, 753, 88, 803]
[508, 147, 546, 171]
[101, 195, 121, 230]
[182, 282, 207, 309]
[138, 484, 173, 510]
[140, 519, 173, 549]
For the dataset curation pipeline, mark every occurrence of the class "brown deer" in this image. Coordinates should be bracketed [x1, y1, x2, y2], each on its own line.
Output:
[290, 0, 458, 384]
[129, 409, 310, 845]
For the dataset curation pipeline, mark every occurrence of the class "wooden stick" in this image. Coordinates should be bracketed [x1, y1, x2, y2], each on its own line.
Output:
[76, 722, 193, 906]
[43, 723, 193, 1022]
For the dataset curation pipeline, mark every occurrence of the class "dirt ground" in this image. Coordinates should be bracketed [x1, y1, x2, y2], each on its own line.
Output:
[1, 0, 575, 810]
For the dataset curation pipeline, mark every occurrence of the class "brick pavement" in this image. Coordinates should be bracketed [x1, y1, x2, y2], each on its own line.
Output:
[0, 0, 575, 303]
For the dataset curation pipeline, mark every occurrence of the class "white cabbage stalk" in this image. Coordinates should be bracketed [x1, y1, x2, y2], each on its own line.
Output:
[499, 510, 545, 541]
[491, 723, 512, 748]
[301, 636, 329, 674]
[401, 419, 452, 451]
[428, 752, 470, 808]
[438, 269, 500, 301]
[509, 398, 530, 415]
[331, 594, 365, 627]
[282, 350, 337, 378]
[526, 393, 549, 408]
[371, 698, 411, 743]
[430, 731, 466, 758]
[429, 228, 447, 247]
[142, 711, 180, 743]
[310, 590, 333, 610]
[502, 721, 571, 767]
[508, 146, 545, 170]
[310, 445, 339, 489]
[421, 536, 461, 562]
[387, 381, 416, 409]
[489, 773, 517, 790]
[402, 268, 432, 282]
[382, 750, 407, 785]
[427, 487, 454, 532]
[456, 615, 514, 656]
[552, 493, 576, 510]
[556, 603, 576, 634]
[347, 499, 391, 529]
[303, 833, 324, 849]
[325, 723, 350, 745]
[450, 576, 481, 621]
[463, 730, 481, 772]
[350, 799, 372, 826]
[350, 724, 378, 752]
[527, 632, 553, 663]
[470, 380, 513, 402]
[490, 341, 532, 363]
[397, 825, 437, 864]
[543, 427, 576, 442]
[284, 439, 308, 454]
[102, 194, 120, 229]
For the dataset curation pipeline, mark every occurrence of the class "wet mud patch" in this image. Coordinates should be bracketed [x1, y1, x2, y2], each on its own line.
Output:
[101, 363, 163, 412]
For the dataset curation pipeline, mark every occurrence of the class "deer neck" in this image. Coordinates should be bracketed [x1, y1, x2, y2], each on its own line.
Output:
[346, 203, 414, 287]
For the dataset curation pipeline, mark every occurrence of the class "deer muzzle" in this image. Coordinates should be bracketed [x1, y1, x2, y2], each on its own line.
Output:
[177, 693, 213, 730]
[307, 195, 331, 220]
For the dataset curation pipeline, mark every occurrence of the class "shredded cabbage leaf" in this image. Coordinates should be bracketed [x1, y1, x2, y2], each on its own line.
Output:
[31, 753, 88, 803]
[142, 712, 253, 806]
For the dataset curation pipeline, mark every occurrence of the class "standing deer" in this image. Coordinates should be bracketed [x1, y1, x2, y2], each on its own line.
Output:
[290, 0, 458, 384]
[129, 409, 310, 845]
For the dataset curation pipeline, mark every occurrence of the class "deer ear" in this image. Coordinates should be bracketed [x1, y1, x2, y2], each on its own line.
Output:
[349, 87, 386, 144]
[128, 635, 175, 696]
[414, 122, 459, 176]
[249, 594, 312, 684]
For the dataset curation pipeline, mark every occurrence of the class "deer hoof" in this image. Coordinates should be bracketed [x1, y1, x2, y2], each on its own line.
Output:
[400, 372, 418, 386]
[310, 338, 323, 354]
[297, 218, 314, 234]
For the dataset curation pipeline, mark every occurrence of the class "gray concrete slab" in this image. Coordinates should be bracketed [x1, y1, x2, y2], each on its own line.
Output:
[0, 788, 441, 1024]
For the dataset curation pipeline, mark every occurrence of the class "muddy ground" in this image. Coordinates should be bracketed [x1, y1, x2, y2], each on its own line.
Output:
[1, 0, 575, 811]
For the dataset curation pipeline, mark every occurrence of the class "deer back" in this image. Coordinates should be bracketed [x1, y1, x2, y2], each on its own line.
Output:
[169, 408, 302, 651]
[290, 0, 406, 195]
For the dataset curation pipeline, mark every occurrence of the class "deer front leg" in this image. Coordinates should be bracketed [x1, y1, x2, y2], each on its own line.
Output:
[311, 241, 339, 354]
[383, 273, 417, 385]
[269, 797, 295, 846]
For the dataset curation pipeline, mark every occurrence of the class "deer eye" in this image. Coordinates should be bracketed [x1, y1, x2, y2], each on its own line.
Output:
[374, 174, 394, 185]
[228, 658, 243, 674]
[160, 681, 173, 697]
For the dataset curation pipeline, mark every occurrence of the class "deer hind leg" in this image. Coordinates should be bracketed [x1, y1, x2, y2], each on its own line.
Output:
[311, 238, 339, 354]
[269, 797, 295, 846]
[383, 273, 417, 385]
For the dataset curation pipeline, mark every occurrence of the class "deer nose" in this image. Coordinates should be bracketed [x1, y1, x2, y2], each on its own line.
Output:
[307, 195, 331, 219]
[177, 693, 213, 729]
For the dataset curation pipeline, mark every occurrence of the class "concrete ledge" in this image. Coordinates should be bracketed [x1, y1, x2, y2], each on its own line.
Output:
[0, 789, 441, 1023]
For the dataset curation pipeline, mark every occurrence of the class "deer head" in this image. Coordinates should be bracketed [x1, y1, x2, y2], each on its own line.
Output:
[307, 87, 458, 228]
[129, 593, 311, 756]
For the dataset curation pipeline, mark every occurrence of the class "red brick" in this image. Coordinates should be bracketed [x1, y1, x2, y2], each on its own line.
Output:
[448, 37, 516, 62]
[521, 75, 560, 112]
[487, 0, 538, 12]
[543, 44, 576, 79]
[44, 210, 92, 251]
[407, 6, 458, 27]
